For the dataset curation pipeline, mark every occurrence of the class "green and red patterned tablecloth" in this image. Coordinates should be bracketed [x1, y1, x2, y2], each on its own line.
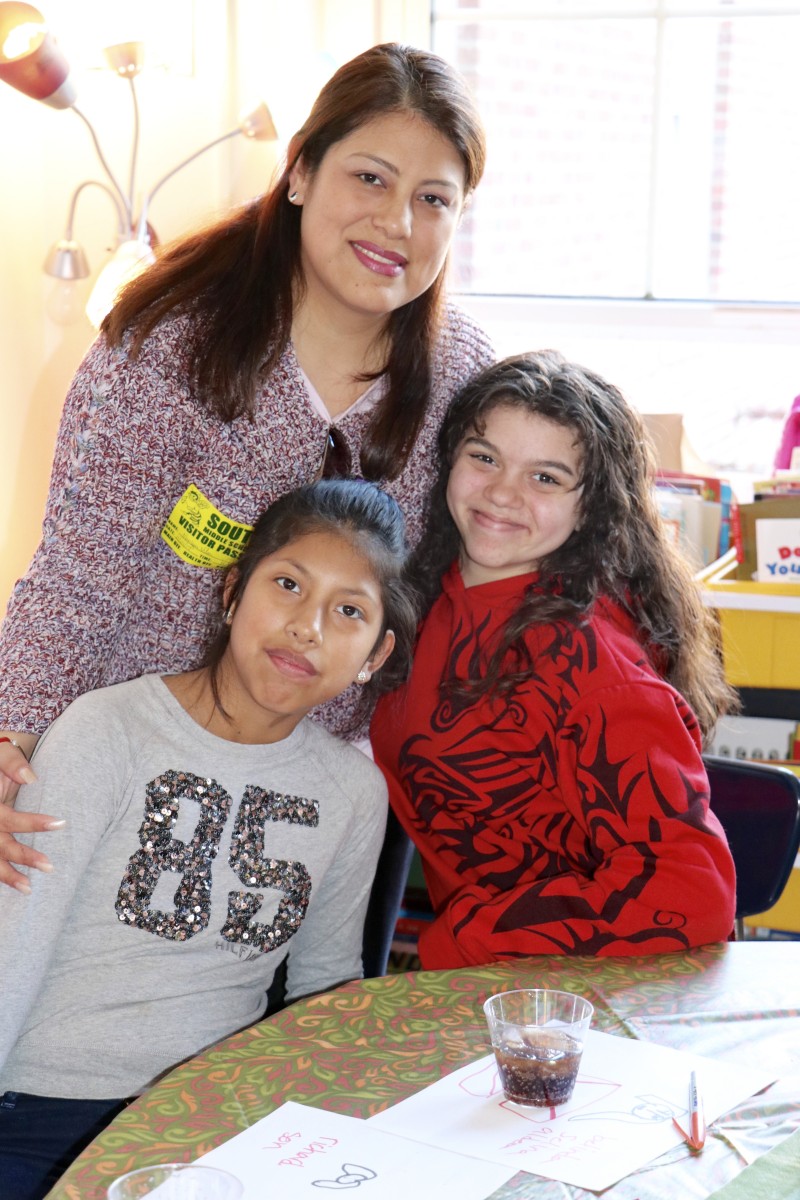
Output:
[48, 942, 800, 1199]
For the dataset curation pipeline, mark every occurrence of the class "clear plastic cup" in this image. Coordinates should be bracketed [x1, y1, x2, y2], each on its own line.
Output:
[106, 1163, 244, 1200]
[483, 988, 594, 1107]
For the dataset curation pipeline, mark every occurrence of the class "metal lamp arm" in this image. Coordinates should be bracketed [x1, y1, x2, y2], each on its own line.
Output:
[126, 75, 140, 222]
[136, 127, 239, 240]
[64, 180, 128, 241]
[71, 104, 133, 232]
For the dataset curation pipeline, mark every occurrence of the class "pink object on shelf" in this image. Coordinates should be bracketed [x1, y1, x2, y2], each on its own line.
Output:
[774, 394, 800, 470]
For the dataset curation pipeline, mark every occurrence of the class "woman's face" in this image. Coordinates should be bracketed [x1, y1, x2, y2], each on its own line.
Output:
[219, 530, 395, 743]
[289, 112, 466, 327]
[446, 403, 584, 588]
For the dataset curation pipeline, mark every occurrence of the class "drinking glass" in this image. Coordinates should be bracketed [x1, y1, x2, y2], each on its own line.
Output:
[483, 988, 593, 1107]
[107, 1163, 243, 1200]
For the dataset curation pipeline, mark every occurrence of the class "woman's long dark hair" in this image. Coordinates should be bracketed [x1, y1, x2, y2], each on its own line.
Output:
[104, 43, 486, 481]
[206, 479, 419, 716]
[410, 350, 737, 740]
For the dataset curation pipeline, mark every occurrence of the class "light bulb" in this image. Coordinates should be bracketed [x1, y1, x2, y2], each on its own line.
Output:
[46, 279, 86, 325]
[85, 239, 155, 329]
[2, 20, 45, 61]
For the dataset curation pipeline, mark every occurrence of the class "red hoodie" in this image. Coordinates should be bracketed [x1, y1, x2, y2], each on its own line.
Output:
[371, 563, 736, 968]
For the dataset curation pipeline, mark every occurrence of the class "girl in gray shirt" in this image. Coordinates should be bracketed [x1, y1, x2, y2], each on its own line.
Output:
[0, 478, 416, 1200]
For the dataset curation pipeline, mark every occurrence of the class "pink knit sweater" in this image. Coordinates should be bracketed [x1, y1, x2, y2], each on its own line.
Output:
[0, 304, 493, 738]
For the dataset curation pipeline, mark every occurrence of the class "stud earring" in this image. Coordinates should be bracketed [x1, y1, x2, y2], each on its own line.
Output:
[223, 606, 233, 626]
[288, 191, 299, 203]
[357, 669, 369, 684]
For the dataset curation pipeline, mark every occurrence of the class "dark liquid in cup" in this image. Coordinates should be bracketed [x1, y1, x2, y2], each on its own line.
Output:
[494, 1030, 582, 1106]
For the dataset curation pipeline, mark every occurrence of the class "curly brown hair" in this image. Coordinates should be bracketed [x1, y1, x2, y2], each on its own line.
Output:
[409, 350, 738, 741]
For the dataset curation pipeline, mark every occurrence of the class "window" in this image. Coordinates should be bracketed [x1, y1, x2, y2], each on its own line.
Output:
[432, 1, 800, 481]
[434, 0, 800, 302]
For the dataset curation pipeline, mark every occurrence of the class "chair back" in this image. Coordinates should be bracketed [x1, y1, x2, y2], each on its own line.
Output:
[703, 755, 800, 929]
[361, 809, 415, 978]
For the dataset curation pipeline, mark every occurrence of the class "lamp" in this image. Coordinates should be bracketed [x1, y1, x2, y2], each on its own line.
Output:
[44, 180, 127, 281]
[0, 3, 277, 326]
[0, 1, 74, 107]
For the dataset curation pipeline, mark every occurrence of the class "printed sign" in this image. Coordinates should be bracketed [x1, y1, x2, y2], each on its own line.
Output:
[161, 486, 253, 569]
[755, 517, 800, 583]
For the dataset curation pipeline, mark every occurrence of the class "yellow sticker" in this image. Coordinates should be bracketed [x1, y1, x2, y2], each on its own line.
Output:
[161, 486, 254, 569]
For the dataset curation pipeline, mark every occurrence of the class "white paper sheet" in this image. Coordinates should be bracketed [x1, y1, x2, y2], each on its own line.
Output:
[196, 1100, 513, 1200]
[369, 1029, 777, 1191]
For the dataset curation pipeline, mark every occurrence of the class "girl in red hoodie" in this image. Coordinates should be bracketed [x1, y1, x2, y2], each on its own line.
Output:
[372, 350, 737, 967]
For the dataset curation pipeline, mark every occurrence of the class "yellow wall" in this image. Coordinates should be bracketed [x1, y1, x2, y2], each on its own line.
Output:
[0, 0, 428, 613]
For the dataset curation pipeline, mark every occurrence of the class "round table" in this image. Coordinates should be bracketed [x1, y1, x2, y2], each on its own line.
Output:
[47, 941, 800, 1199]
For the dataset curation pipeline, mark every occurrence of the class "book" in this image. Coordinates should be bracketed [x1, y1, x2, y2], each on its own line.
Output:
[753, 472, 800, 499]
[655, 470, 732, 563]
[655, 488, 684, 549]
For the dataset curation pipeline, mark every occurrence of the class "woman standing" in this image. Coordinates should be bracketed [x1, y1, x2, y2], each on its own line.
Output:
[0, 42, 492, 888]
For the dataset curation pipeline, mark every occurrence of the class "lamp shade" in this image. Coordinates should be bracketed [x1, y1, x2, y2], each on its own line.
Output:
[239, 100, 277, 142]
[44, 237, 90, 280]
[103, 41, 144, 79]
[0, 2, 75, 108]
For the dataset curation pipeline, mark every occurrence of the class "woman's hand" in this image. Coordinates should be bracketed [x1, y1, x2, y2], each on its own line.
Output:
[0, 733, 62, 893]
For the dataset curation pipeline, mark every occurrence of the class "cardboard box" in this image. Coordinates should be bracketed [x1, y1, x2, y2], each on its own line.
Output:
[733, 495, 800, 582]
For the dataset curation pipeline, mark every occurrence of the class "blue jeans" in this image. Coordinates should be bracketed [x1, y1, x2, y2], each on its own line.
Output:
[0, 1091, 128, 1200]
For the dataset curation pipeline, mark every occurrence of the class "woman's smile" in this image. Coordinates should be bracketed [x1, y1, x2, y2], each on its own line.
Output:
[350, 239, 409, 276]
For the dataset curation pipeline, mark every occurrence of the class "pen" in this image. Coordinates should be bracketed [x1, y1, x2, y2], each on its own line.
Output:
[689, 1070, 706, 1150]
[672, 1070, 706, 1150]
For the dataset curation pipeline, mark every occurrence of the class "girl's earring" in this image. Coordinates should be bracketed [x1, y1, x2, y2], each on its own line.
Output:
[223, 606, 234, 626]
[288, 191, 299, 203]
[357, 669, 369, 684]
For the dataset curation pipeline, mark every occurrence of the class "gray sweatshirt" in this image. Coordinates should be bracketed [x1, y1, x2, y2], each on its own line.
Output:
[0, 675, 387, 1099]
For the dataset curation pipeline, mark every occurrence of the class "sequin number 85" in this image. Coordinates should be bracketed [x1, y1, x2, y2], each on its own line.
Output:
[115, 770, 318, 951]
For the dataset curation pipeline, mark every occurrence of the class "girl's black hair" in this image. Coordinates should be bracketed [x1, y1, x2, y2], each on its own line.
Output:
[410, 349, 737, 740]
[206, 479, 418, 714]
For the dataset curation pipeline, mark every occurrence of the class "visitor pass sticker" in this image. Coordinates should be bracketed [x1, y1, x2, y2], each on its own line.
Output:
[161, 485, 253, 568]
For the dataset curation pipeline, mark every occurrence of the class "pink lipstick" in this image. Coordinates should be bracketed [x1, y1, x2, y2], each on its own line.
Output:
[351, 240, 407, 277]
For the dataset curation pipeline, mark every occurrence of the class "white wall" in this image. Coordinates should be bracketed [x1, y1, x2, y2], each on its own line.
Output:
[0, 3, 256, 609]
[0, 0, 426, 612]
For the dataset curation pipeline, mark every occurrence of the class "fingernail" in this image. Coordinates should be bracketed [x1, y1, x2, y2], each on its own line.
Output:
[20, 768, 37, 785]
[15, 880, 32, 896]
[38, 861, 54, 873]
[44, 819, 66, 830]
